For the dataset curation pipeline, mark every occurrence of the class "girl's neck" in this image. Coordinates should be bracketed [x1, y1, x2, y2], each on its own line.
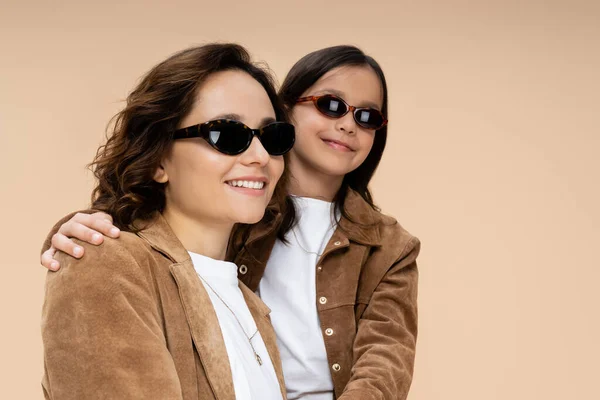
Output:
[287, 154, 343, 202]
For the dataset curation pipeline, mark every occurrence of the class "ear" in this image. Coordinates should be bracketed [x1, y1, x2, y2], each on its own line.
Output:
[153, 164, 169, 183]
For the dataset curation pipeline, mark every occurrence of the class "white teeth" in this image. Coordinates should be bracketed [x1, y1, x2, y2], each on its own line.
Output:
[227, 180, 265, 189]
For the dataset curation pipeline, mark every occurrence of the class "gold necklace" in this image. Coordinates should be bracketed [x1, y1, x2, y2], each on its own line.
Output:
[198, 275, 263, 366]
[290, 224, 337, 258]
[291, 229, 324, 257]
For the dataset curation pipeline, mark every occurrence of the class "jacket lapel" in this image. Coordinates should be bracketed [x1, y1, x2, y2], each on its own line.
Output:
[137, 214, 236, 400]
[240, 284, 287, 399]
[137, 213, 288, 399]
[170, 260, 236, 400]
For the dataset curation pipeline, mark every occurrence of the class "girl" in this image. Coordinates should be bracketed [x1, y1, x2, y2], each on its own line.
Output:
[41, 45, 420, 400]
[40, 43, 296, 400]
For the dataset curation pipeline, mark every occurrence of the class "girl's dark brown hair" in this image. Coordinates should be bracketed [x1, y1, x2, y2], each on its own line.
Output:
[89, 43, 289, 231]
[278, 45, 388, 230]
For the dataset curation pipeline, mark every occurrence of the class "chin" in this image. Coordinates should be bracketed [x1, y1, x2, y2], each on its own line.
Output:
[315, 160, 357, 177]
[233, 208, 267, 225]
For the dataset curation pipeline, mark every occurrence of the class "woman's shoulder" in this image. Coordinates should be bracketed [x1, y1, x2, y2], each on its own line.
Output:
[51, 231, 157, 286]
[42, 232, 165, 338]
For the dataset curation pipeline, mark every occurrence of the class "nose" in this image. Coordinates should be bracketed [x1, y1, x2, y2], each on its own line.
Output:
[239, 136, 270, 166]
[335, 111, 357, 135]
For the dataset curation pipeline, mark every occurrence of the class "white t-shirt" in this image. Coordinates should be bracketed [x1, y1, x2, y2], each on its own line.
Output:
[189, 251, 282, 400]
[258, 196, 338, 400]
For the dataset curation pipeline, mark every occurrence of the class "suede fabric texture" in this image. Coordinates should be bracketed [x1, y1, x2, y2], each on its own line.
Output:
[229, 189, 420, 400]
[41, 189, 420, 400]
[41, 213, 287, 400]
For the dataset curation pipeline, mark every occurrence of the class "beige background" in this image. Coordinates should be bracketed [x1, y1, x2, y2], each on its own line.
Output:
[1, 0, 599, 398]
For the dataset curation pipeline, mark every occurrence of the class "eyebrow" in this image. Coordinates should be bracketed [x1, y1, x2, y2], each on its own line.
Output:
[212, 113, 242, 121]
[211, 113, 276, 127]
[312, 88, 382, 110]
[259, 116, 277, 126]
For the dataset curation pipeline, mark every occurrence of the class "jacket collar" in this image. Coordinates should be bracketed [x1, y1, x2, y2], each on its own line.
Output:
[337, 189, 382, 247]
[136, 213, 284, 398]
[135, 212, 191, 264]
[243, 188, 383, 248]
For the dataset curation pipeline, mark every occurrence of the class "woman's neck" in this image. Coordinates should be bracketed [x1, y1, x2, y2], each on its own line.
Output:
[162, 206, 232, 261]
[287, 153, 343, 202]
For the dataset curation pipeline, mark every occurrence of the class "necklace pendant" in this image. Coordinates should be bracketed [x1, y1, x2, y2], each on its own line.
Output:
[255, 352, 263, 366]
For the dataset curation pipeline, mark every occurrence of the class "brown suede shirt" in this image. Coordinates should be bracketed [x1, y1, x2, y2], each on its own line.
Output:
[228, 189, 421, 400]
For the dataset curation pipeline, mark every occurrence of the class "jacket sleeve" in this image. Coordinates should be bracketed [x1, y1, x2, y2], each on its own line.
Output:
[41, 237, 183, 399]
[339, 237, 420, 400]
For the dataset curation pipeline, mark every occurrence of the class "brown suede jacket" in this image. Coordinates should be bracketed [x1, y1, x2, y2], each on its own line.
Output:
[41, 189, 420, 400]
[41, 213, 286, 400]
[228, 189, 421, 400]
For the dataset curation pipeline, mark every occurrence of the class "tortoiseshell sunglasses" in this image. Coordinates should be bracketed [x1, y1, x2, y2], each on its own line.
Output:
[296, 94, 387, 130]
[174, 119, 295, 156]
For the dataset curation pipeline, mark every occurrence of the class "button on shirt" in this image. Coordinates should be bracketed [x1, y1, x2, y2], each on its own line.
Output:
[189, 251, 282, 400]
[258, 197, 339, 400]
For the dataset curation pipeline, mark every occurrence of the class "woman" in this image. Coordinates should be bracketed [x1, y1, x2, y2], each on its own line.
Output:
[40, 43, 296, 399]
[41, 45, 420, 400]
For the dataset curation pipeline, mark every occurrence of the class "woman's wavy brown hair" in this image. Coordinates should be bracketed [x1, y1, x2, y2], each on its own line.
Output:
[89, 43, 289, 231]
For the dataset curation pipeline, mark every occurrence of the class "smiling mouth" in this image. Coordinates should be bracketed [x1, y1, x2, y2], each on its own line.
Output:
[322, 139, 353, 152]
[225, 180, 266, 190]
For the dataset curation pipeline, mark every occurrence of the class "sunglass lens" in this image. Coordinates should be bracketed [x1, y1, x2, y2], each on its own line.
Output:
[260, 123, 295, 155]
[207, 121, 251, 155]
[354, 108, 385, 130]
[315, 95, 348, 117]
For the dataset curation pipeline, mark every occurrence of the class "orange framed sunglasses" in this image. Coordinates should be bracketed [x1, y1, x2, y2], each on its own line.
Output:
[296, 94, 387, 130]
